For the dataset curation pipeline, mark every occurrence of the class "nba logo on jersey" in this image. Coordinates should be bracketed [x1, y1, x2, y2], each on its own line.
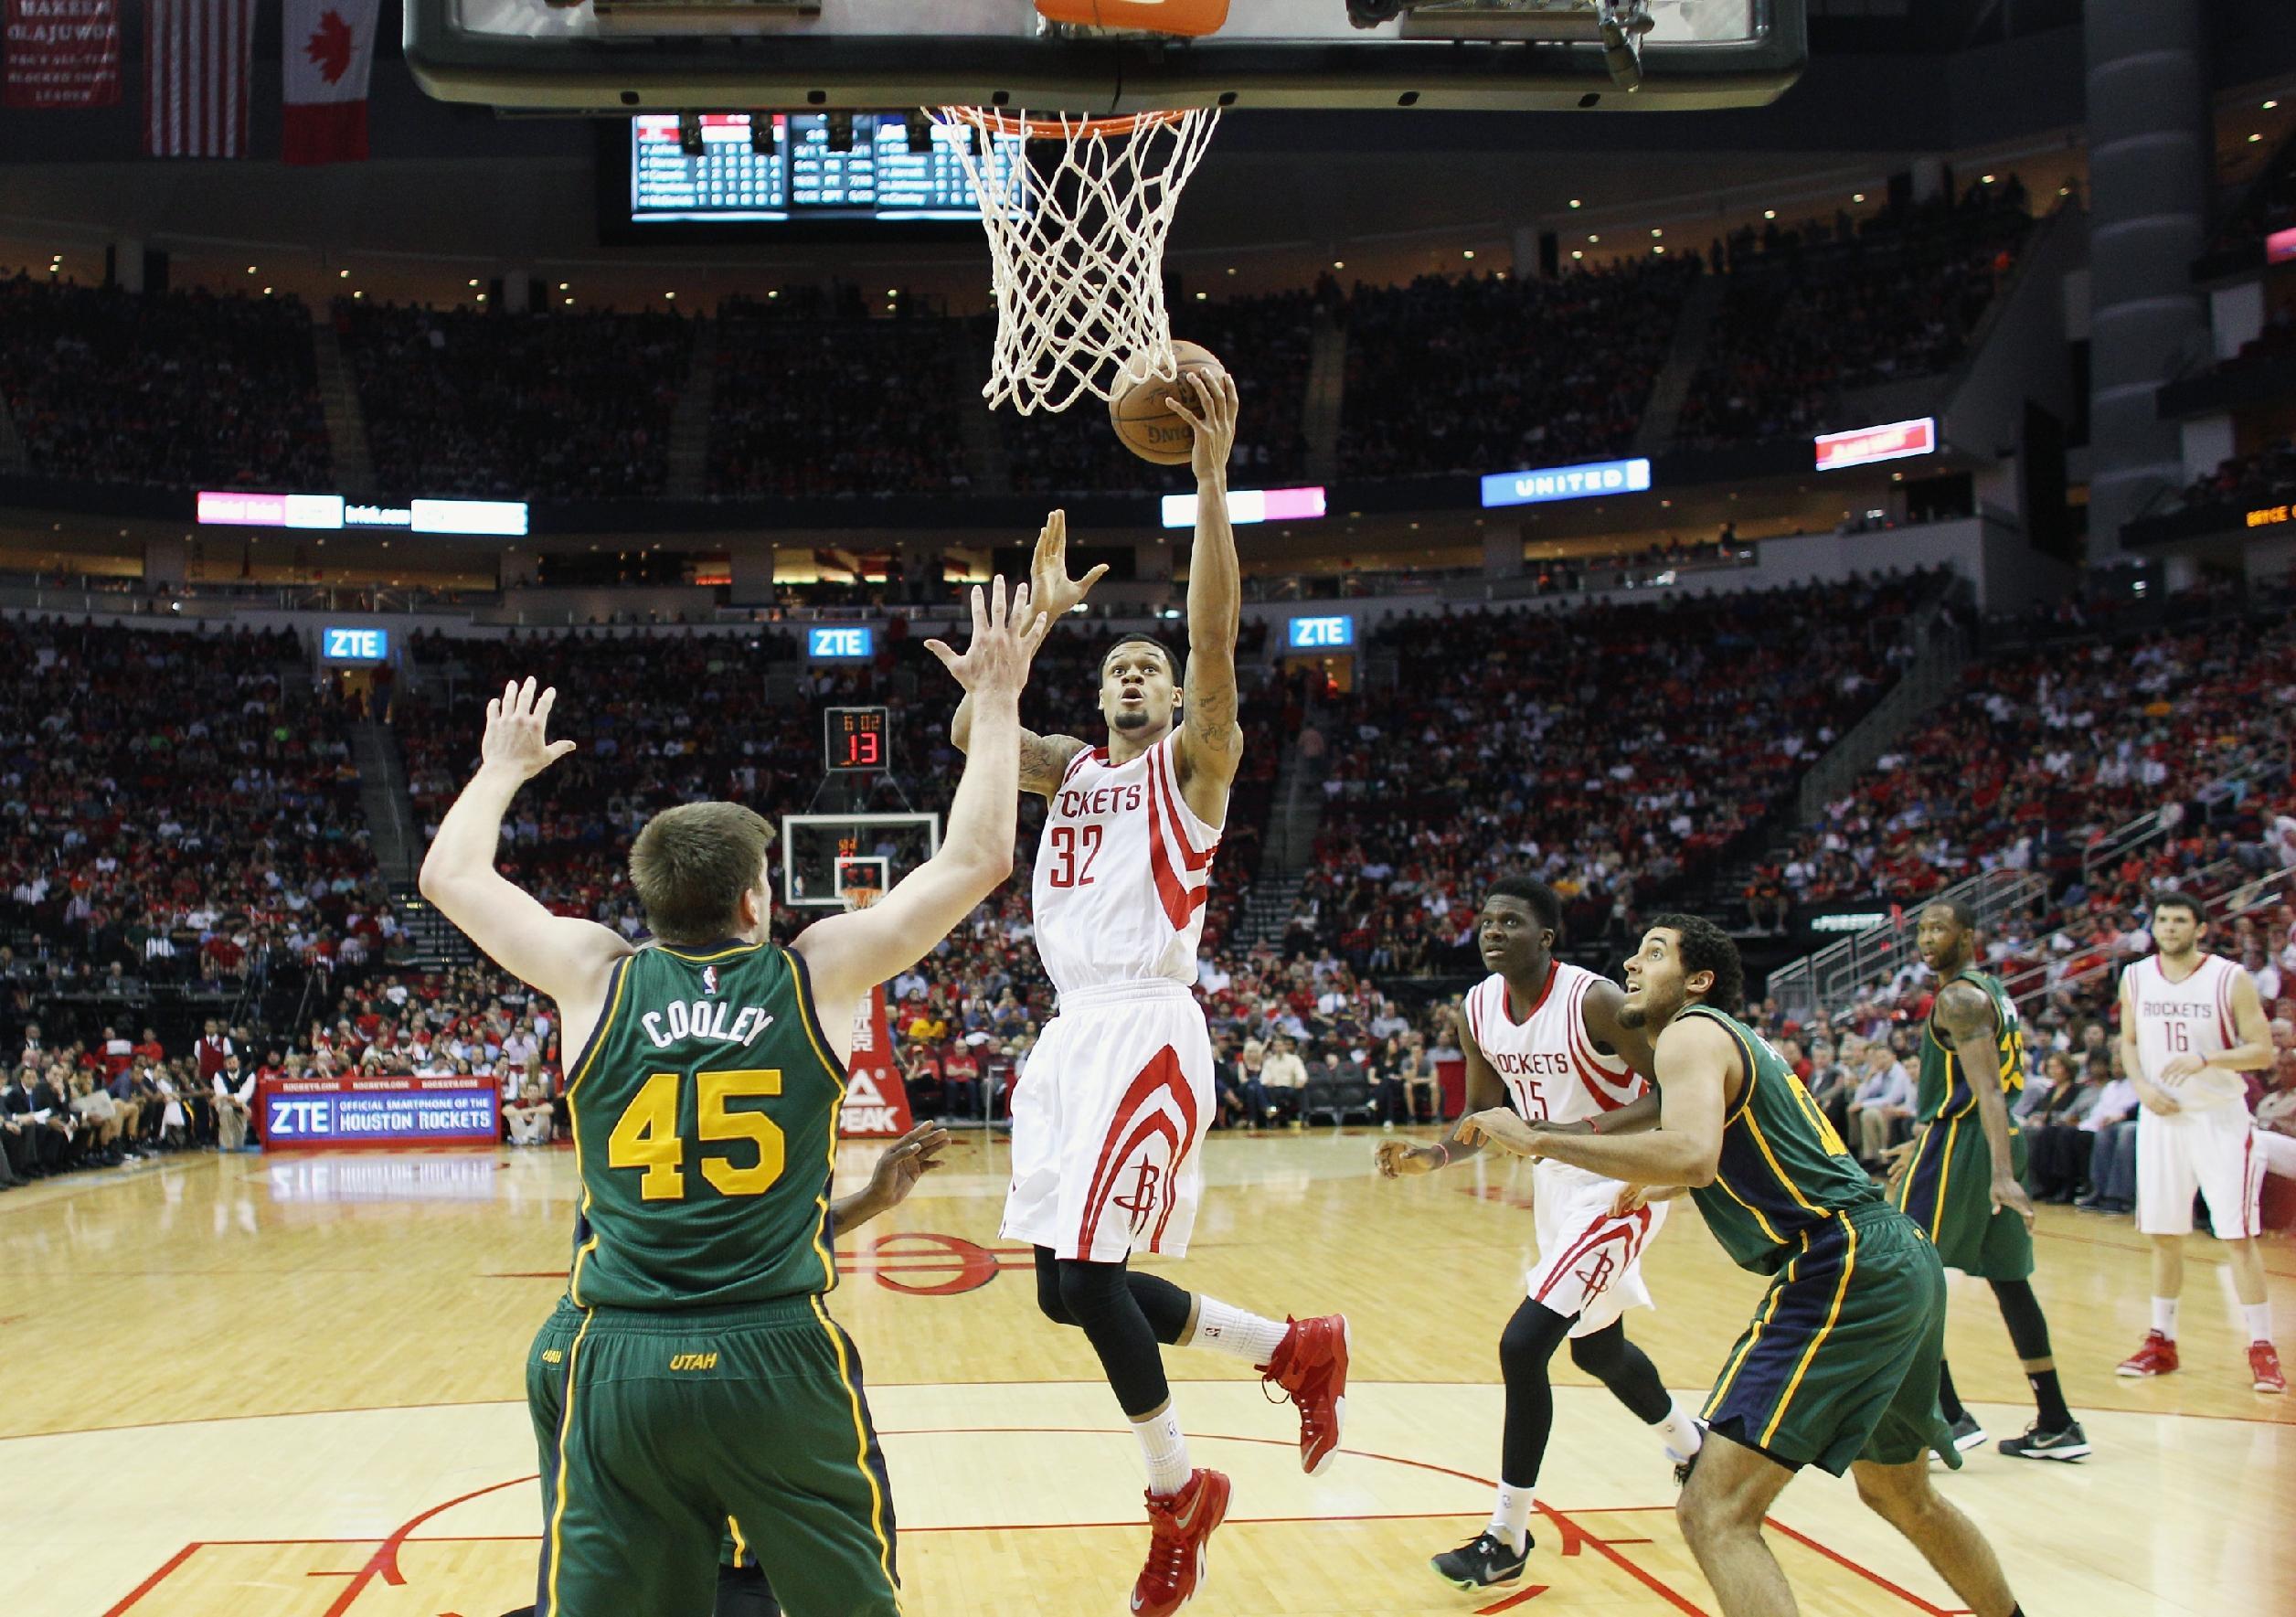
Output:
[701, 965, 719, 995]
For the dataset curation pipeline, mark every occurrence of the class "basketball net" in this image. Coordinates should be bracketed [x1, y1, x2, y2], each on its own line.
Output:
[936, 104, 1222, 416]
[840, 885, 883, 914]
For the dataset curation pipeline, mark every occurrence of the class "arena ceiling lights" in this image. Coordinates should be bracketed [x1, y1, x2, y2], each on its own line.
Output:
[196, 490, 530, 537]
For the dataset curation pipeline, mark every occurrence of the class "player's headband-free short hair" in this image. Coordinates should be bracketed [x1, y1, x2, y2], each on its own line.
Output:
[629, 801, 775, 945]
[1646, 911, 1746, 1015]
[1101, 633, 1185, 686]
[1923, 896, 1976, 930]
[1483, 874, 1565, 944]
[2152, 889, 2206, 923]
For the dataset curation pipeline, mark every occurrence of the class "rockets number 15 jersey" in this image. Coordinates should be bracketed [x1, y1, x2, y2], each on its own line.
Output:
[1463, 962, 1646, 1136]
[1033, 730, 1222, 995]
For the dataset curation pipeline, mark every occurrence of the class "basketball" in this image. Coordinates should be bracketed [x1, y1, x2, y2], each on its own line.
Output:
[1108, 340, 1226, 464]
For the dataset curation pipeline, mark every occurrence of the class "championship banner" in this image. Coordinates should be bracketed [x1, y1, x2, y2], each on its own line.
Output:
[839, 983, 915, 1138]
[3, 0, 121, 109]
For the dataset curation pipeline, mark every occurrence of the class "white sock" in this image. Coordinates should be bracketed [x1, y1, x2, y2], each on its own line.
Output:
[1132, 1405, 1192, 1498]
[2152, 1297, 2179, 1341]
[2244, 1303, 2273, 1346]
[1652, 1398, 1704, 1464]
[1488, 1483, 1534, 1554]
[1185, 1297, 1292, 1366]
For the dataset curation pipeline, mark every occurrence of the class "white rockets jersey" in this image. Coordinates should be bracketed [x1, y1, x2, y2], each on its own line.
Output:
[1463, 962, 1646, 1130]
[1032, 729, 1222, 995]
[2128, 952, 2252, 1114]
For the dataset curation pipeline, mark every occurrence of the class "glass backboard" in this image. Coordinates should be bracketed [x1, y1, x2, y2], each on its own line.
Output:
[781, 813, 941, 909]
[408, 0, 1803, 114]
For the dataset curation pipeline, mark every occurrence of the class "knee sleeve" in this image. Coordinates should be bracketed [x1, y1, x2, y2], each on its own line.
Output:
[1500, 1299, 1575, 1384]
[1125, 1270, 1195, 1345]
[1989, 1278, 2054, 1362]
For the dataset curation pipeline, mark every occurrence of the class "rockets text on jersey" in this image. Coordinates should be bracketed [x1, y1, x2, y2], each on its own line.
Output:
[1463, 961, 1645, 1128]
[1032, 730, 1221, 996]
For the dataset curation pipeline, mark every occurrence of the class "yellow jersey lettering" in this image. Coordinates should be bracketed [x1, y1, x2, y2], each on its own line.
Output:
[668, 1352, 721, 1372]
[541, 1348, 564, 1365]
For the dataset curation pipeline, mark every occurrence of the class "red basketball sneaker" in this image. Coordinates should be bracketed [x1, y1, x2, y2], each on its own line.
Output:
[2116, 1330, 2180, 1378]
[2250, 1341, 2286, 1395]
[1132, 1468, 1231, 1617]
[1261, 1313, 1351, 1476]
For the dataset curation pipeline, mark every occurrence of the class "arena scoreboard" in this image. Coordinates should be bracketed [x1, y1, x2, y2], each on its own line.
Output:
[825, 706, 891, 773]
[622, 112, 1025, 229]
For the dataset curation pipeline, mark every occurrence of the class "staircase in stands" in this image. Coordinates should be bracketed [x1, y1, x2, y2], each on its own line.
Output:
[665, 317, 719, 500]
[310, 313, 377, 497]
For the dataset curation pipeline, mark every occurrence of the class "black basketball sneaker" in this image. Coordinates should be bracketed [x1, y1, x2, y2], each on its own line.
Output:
[1430, 1530, 1530, 1590]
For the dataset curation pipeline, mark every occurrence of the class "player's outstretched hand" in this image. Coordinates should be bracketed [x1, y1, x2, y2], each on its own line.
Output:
[923, 577, 1052, 699]
[482, 677, 577, 782]
[1458, 1106, 1545, 1159]
[866, 1122, 952, 1209]
[1374, 1138, 1435, 1178]
[1990, 1172, 2037, 1230]
[1026, 508, 1109, 630]
[1880, 1137, 1916, 1192]
[1165, 367, 1239, 482]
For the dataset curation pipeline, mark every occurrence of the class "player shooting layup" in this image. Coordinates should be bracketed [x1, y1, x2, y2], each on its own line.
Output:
[1376, 877, 1701, 1593]
[951, 372, 1347, 1617]
[2113, 890, 2283, 1393]
[1462, 916, 2030, 1617]
[422, 579, 1050, 1617]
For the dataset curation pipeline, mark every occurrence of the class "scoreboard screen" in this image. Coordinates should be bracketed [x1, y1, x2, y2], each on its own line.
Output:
[824, 707, 891, 773]
[623, 112, 1027, 229]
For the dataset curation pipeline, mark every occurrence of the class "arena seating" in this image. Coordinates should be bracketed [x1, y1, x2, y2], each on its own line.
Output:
[1778, 609, 2296, 910]
[1286, 572, 1943, 978]
[1335, 257, 1695, 478]
[1676, 186, 2034, 448]
[2183, 436, 2296, 512]
[337, 300, 692, 500]
[0, 276, 330, 490]
[709, 299, 975, 497]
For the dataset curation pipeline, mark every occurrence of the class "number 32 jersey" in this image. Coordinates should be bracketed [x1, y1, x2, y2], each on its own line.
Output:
[1033, 730, 1222, 995]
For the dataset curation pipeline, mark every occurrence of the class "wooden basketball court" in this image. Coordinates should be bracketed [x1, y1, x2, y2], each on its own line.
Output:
[7, 1129, 2292, 1615]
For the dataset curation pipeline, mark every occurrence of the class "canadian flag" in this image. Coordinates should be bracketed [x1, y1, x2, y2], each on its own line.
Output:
[282, 0, 377, 165]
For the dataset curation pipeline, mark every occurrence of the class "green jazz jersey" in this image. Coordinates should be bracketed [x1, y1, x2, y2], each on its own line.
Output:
[1915, 966, 2026, 1124]
[1679, 1005, 1885, 1274]
[562, 940, 848, 1310]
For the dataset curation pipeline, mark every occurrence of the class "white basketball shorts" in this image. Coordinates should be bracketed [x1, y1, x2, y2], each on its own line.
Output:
[2136, 1109, 2266, 1240]
[1526, 1159, 1664, 1337]
[1000, 980, 1215, 1264]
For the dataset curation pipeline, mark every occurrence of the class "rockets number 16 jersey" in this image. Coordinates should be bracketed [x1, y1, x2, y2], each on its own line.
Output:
[1463, 962, 1646, 1135]
[1033, 730, 1222, 995]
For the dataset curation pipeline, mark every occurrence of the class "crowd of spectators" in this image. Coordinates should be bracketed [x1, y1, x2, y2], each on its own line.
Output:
[1336, 256, 1694, 478]
[1278, 572, 1943, 979]
[0, 276, 330, 490]
[709, 298, 973, 497]
[0, 617, 384, 1010]
[1769, 608, 2296, 910]
[337, 300, 692, 501]
[1675, 184, 2035, 448]
[2182, 436, 2296, 513]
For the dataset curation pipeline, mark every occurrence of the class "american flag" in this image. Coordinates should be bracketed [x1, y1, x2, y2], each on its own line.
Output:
[144, 0, 258, 157]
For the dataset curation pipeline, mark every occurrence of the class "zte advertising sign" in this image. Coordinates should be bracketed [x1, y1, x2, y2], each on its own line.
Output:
[1288, 615, 1355, 650]
[807, 626, 876, 661]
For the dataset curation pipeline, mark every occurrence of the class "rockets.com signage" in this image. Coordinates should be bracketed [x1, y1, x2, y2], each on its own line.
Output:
[1814, 417, 1937, 473]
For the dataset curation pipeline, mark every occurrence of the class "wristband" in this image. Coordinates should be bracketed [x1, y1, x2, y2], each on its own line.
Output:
[1430, 1141, 1451, 1167]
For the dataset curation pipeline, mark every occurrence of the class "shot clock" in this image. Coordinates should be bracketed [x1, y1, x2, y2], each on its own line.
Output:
[824, 706, 891, 773]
